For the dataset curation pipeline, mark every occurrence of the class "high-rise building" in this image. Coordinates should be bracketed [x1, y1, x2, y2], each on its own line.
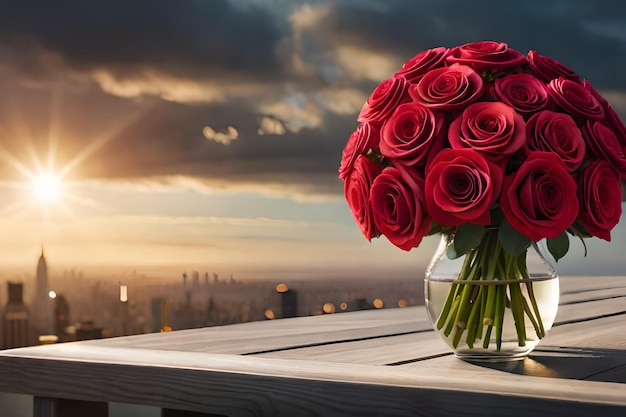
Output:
[31, 247, 54, 338]
[36, 247, 48, 304]
[54, 295, 70, 342]
[275, 284, 298, 318]
[2, 282, 30, 349]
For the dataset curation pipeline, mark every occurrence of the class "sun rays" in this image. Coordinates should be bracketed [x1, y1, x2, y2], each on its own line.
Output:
[0, 87, 154, 222]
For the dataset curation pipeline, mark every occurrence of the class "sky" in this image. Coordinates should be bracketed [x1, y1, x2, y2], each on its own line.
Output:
[0, 0, 625, 281]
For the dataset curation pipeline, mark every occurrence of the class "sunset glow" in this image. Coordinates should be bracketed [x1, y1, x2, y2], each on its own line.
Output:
[0, 1, 623, 279]
[31, 172, 62, 204]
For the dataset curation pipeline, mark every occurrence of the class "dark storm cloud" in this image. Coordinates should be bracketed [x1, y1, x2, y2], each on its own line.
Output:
[0, 0, 284, 80]
[325, 0, 626, 89]
[0, 0, 625, 197]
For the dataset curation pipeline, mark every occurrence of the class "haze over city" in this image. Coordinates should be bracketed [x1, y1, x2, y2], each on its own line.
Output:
[0, 0, 625, 284]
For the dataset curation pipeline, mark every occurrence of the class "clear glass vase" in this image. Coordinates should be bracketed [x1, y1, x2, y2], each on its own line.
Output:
[424, 231, 560, 361]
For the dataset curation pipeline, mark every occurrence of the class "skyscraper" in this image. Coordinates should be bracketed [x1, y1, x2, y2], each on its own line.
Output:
[36, 247, 48, 304]
[31, 247, 53, 338]
[2, 282, 30, 349]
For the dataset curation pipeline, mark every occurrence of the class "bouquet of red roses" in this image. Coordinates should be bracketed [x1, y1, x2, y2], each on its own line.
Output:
[339, 41, 625, 354]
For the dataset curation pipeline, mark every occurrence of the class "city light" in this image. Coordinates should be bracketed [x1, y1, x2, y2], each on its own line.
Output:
[398, 299, 407, 308]
[48, 290, 57, 299]
[340, 302, 348, 311]
[264, 309, 276, 320]
[373, 298, 384, 309]
[275, 283, 289, 293]
[120, 285, 128, 302]
[322, 303, 336, 314]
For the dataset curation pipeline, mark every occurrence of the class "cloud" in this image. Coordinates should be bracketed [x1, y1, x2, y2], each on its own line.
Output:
[202, 125, 239, 145]
[0, 0, 625, 202]
[257, 116, 287, 135]
[0, 0, 288, 102]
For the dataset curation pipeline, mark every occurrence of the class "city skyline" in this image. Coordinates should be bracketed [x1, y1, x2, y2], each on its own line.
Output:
[1, 1, 625, 280]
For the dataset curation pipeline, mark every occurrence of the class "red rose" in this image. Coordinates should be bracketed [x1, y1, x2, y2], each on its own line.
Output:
[527, 50, 580, 83]
[409, 63, 484, 110]
[344, 156, 383, 240]
[583, 80, 626, 145]
[339, 122, 380, 180]
[500, 152, 579, 241]
[547, 77, 604, 120]
[582, 120, 626, 178]
[525, 110, 585, 172]
[448, 101, 526, 163]
[395, 47, 448, 83]
[425, 149, 503, 226]
[494, 73, 549, 116]
[371, 166, 431, 251]
[577, 160, 623, 241]
[358, 76, 409, 124]
[380, 102, 446, 167]
[446, 41, 527, 72]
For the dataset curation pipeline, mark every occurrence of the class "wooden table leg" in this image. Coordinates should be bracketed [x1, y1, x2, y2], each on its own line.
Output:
[34, 397, 108, 417]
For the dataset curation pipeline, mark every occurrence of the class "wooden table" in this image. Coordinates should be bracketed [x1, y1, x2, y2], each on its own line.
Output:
[0, 276, 624, 416]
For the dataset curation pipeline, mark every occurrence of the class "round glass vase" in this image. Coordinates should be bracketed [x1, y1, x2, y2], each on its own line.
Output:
[424, 231, 560, 361]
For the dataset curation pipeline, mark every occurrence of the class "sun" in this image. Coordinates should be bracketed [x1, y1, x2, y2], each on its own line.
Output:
[31, 172, 62, 204]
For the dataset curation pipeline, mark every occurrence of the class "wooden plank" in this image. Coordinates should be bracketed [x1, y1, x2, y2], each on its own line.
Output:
[254, 332, 449, 365]
[560, 287, 626, 305]
[559, 276, 626, 295]
[402, 345, 626, 383]
[33, 397, 107, 417]
[252, 296, 625, 364]
[81, 307, 431, 355]
[0, 350, 623, 416]
[554, 297, 625, 325]
[586, 364, 626, 383]
[543, 314, 626, 350]
[402, 314, 626, 382]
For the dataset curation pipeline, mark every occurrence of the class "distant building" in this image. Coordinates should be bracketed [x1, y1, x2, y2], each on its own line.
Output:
[276, 284, 298, 318]
[35, 247, 48, 305]
[54, 295, 70, 342]
[31, 247, 54, 337]
[75, 321, 103, 341]
[151, 298, 170, 332]
[2, 282, 30, 349]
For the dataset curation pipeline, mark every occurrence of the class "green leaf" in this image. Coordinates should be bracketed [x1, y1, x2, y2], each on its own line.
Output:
[426, 221, 443, 236]
[498, 219, 532, 255]
[547, 232, 569, 262]
[568, 221, 593, 239]
[454, 223, 485, 256]
[490, 206, 505, 227]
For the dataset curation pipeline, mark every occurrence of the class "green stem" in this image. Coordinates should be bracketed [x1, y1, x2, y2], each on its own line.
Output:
[495, 284, 506, 351]
[518, 255, 546, 338]
[510, 283, 526, 346]
[482, 325, 493, 349]
[443, 294, 461, 337]
[464, 286, 483, 348]
[433, 230, 549, 353]
[436, 249, 476, 330]
[483, 284, 496, 326]
[477, 285, 486, 341]
[521, 292, 542, 339]
[436, 282, 459, 330]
